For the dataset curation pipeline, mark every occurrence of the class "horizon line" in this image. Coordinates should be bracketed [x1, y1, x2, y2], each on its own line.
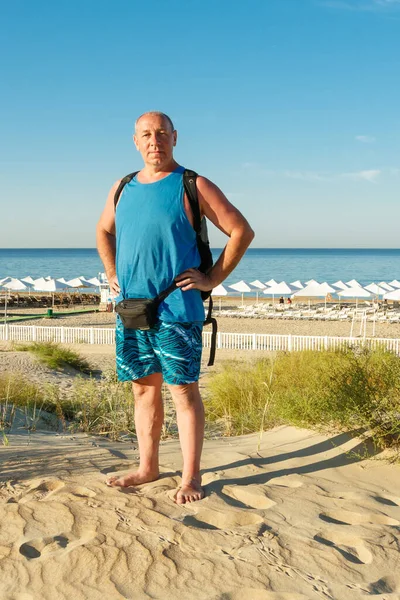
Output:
[1, 247, 400, 251]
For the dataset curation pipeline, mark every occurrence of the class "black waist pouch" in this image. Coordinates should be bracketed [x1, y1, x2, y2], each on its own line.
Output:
[115, 298, 159, 330]
[115, 282, 177, 330]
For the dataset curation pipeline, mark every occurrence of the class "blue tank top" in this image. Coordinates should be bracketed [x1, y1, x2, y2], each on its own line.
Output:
[115, 165, 205, 323]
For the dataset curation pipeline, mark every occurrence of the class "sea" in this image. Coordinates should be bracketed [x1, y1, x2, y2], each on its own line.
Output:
[1, 248, 400, 288]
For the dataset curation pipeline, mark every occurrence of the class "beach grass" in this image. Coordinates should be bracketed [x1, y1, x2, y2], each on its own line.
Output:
[0, 371, 135, 441]
[13, 341, 92, 373]
[205, 348, 400, 450]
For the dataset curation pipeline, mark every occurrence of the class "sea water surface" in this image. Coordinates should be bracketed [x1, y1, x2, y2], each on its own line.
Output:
[0, 248, 399, 288]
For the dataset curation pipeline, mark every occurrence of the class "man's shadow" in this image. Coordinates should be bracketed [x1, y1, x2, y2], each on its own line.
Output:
[201, 429, 381, 508]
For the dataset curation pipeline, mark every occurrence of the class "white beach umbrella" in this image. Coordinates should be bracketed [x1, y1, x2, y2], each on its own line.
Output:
[338, 286, 372, 308]
[87, 277, 102, 286]
[38, 279, 70, 308]
[33, 277, 48, 289]
[211, 284, 228, 310]
[263, 281, 298, 295]
[292, 282, 333, 298]
[331, 280, 349, 291]
[305, 279, 319, 285]
[263, 281, 299, 305]
[378, 282, 394, 291]
[21, 276, 36, 284]
[346, 279, 363, 288]
[293, 282, 336, 309]
[78, 277, 99, 289]
[338, 287, 372, 299]
[290, 280, 304, 289]
[66, 277, 91, 288]
[229, 280, 252, 307]
[383, 288, 400, 301]
[364, 283, 388, 296]
[2, 278, 33, 291]
[250, 280, 266, 290]
[317, 282, 336, 295]
[248, 280, 266, 303]
[264, 279, 278, 287]
[388, 279, 400, 289]
[40, 279, 70, 292]
[0, 277, 12, 286]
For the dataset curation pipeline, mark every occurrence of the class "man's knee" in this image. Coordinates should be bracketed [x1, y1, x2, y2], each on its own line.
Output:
[132, 372, 162, 400]
[168, 381, 202, 406]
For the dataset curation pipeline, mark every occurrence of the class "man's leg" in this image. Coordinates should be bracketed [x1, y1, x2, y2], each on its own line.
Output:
[106, 372, 164, 487]
[168, 381, 205, 504]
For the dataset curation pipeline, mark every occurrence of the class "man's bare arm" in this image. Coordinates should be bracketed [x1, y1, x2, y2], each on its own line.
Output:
[96, 180, 121, 296]
[176, 177, 255, 292]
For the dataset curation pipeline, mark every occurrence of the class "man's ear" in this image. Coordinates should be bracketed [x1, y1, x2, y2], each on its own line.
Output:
[133, 135, 140, 151]
[173, 130, 177, 147]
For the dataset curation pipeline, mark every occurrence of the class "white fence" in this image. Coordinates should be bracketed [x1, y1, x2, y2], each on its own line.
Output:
[1, 324, 400, 355]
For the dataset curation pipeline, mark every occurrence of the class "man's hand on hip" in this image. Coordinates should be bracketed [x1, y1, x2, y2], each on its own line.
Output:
[109, 274, 121, 297]
[175, 268, 215, 293]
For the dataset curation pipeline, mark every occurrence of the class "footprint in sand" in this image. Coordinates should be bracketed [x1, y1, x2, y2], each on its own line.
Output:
[19, 531, 105, 560]
[372, 494, 400, 508]
[314, 530, 373, 565]
[222, 590, 309, 600]
[184, 507, 264, 530]
[368, 575, 400, 594]
[59, 485, 97, 499]
[319, 509, 399, 526]
[17, 480, 65, 504]
[222, 485, 276, 510]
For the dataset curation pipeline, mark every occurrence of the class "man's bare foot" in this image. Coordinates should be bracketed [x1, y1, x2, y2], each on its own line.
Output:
[175, 478, 204, 504]
[105, 470, 159, 488]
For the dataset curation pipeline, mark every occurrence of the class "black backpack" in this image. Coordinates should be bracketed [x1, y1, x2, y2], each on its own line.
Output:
[113, 168, 217, 366]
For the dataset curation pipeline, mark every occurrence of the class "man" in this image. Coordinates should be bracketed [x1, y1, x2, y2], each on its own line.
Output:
[97, 111, 254, 504]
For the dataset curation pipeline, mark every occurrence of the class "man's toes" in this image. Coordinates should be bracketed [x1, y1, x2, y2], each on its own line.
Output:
[105, 476, 120, 487]
[175, 492, 185, 504]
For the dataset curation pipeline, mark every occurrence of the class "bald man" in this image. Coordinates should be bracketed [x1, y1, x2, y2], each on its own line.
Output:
[97, 111, 254, 503]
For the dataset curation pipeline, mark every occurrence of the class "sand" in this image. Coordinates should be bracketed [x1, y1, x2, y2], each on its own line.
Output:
[1, 424, 400, 599]
[4, 306, 400, 339]
[1, 331, 400, 599]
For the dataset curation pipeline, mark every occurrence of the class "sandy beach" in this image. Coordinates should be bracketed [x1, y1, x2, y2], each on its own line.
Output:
[1, 424, 400, 599]
[4, 301, 400, 339]
[1, 339, 400, 599]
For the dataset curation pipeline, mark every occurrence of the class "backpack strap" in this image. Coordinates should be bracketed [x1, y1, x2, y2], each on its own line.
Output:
[114, 172, 139, 210]
[183, 169, 201, 232]
[204, 296, 217, 366]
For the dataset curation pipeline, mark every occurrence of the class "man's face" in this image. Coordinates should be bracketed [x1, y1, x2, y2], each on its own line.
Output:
[134, 114, 177, 167]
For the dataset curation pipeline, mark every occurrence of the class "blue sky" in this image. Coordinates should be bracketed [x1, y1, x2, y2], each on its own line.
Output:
[1, 0, 399, 248]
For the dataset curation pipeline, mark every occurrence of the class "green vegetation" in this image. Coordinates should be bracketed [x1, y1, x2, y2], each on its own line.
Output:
[3, 344, 400, 451]
[0, 372, 135, 442]
[14, 341, 92, 373]
[206, 348, 400, 450]
[65, 378, 135, 439]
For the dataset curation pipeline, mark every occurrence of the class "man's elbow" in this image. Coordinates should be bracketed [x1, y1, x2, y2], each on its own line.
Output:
[240, 224, 255, 246]
[247, 226, 255, 243]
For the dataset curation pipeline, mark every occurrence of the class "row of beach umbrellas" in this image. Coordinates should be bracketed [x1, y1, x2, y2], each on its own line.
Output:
[212, 278, 400, 308]
[0, 276, 103, 293]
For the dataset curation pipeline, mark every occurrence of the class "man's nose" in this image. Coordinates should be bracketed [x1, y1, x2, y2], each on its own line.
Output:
[150, 133, 162, 144]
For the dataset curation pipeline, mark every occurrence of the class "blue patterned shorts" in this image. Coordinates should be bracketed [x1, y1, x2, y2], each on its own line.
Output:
[116, 319, 203, 385]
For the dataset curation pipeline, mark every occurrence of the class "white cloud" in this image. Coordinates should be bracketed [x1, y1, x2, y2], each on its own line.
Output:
[355, 135, 376, 143]
[341, 169, 381, 183]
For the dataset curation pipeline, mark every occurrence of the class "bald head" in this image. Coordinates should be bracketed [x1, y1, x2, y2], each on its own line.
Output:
[135, 111, 175, 134]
